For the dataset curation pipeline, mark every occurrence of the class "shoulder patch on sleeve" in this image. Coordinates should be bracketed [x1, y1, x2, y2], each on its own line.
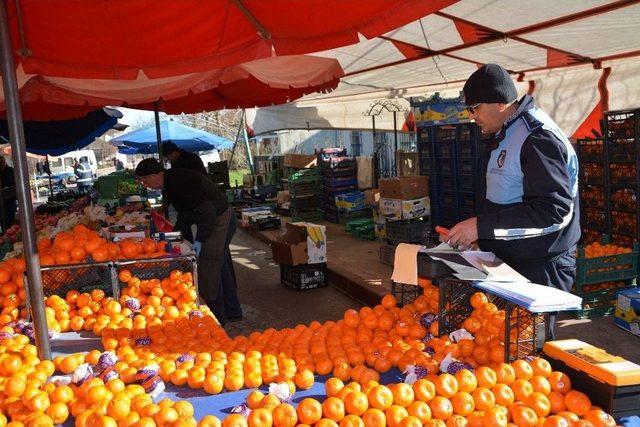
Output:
[521, 112, 543, 132]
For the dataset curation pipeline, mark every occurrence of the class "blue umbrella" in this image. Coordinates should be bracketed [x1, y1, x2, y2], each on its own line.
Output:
[111, 120, 233, 153]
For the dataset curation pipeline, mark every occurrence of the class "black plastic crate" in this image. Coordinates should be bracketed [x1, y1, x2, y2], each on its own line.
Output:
[457, 123, 476, 141]
[581, 185, 606, 210]
[459, 193, 475, 212]
[290, 195, 320, 210]
[391, 282, 422, 307]
[419, 158, 433, 175]
[379, 244, 396, 266]
[577, 138, 605, 163]
[438, 207, 460, 228]
[458, 159, 476, 175]
[292, 210, 323, 223]
[319, 156, 355, 169]
[611, 233, 637, 248]
[609, 188, 637, 213]
[436, 159, 455, 176]
[439, 192, 458, 210]
[458, 174, 475, 192]
[386, 217, 431, 245]
[322, 167, 356, 178]
[323, 176, 358, 189]
[289, 181, 320, 197]
[607, 139, 636, 163]
[438, 279, 546, 361]
[605, 110, 638, 140]
[435, 126, 456, 141]
[581, 163, 605, 185]
[438, 175, 456, 193]
[434, 140, 455, 159]
[609, 164, 636, 187]
[40, 262, 116, 298]
[584, 208, 608, 232]
[249, 216, 281, 231]
[581, 228, 603, 244]
[280, 263, 327, 290]
[611, 210, 637, 236]
[456, 140, 479, 159]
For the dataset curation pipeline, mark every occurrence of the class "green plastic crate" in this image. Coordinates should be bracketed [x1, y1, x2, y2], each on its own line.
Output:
[575, 235, 638, 289]
[291, 209, 323, 223]
[287, 168, 320, 183]
[94, 175, 121, 198]
[345, 218, 374, 232]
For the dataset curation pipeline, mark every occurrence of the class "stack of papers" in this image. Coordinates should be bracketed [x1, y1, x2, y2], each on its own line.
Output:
[473, 280, 582, 313]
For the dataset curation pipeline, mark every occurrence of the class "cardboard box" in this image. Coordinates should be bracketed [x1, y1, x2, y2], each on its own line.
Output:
[335, 191, 365, 213]
[241, 207, 272, 227]
[102, 225, 148, 242]
[373, 210, 387, 240]
[364, 189, 381, 206]
[271, 222, 327, 266]
[615, 288, 640, 336]
[380, 197, 430, 220]
[284, 154, 317, 169]
[379, 176, 429, 200]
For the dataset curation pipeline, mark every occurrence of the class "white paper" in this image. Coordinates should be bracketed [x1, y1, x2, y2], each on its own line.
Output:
[473, 280, 582, 312]
[460, 251, 530, 283]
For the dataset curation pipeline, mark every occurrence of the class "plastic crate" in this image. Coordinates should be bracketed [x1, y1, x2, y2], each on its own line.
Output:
[391, 282, 422, 307]
[435, 126, 456, 141]
[458, 174, 475, 192]
[459, 193, 475, 213]
[583, 208, 608, 232]
[458, 159, 476, 175]
[39, 262, 117, 298]
[439, 192, 458, 210]
[571, 299, 617, 319]
[581, 228, 603, 244]
[437, 207, 460, 228]
[438, 279, 546, 361]
[289, 181, 319, 197]
[456, 140, 479, 159]
[249, 216, 281, 231]
[290, 195, 320, 211]
[581, 185, 606, 210]
[457, 123, 476, 141]
[436, 159, 455, 176]
[607, 138, 636, 163]
[291, 209, 323, 223]
[611, 210, 637, 236]
[434, 140, 455, 159]
[438, 175, 456, 193]
[581, 163, 605, 185]
[94, 175, 121, 199]
[576, 237, 638, 286]
[386, 217, 431, 245]
[379, 244, 396, 266]
[605, 110, 638, 139]
[323, 176, 358, 189]
[319, 156, 355, 169]
[280, 263, 327, 290]
[287, 168, 320, 183]
[115, 256, 197, 294]
[419, 158, 433, 175]
[610, 188, 637, 212]
[322, 166, 356, 178]
[577, 138, 605, 163]
[609, 164, 636, 186]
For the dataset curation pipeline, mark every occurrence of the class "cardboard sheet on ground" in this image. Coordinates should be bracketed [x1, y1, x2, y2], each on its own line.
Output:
[391, 243, 421, 285]
[474, 281, 582, 312]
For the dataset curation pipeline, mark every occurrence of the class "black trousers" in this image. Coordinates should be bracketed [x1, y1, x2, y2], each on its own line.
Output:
[508, 249, 576, 340]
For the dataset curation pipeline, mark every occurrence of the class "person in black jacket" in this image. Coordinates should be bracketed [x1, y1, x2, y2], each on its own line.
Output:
[442, 64, 580, 339]
[163, 142, 207, 175]
[135, 158, 241, 324]
[0, 157, 16, 227]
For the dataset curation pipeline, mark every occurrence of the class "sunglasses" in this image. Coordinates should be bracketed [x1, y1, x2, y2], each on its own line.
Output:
[465, 103, 481, 114]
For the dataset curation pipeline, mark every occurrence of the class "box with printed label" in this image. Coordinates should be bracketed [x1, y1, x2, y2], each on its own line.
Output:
[335, 192, 365, 213]
[615, 288, 640, 336]
[379, 176, 429, 200]
[283, 154, 317, 169]
[241, 207, 272, 227]
[271, 222, 327, 266]
[380, 197, 430, 220]
[364, 189, 381, 206]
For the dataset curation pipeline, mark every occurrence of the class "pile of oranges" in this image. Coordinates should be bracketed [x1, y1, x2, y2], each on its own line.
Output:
[0, 264, 620, 426]
[582, 242, 632, 258]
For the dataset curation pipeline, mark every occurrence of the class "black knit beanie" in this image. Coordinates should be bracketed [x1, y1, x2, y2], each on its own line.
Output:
[463, 64, 517, 105]
[135, 158, 164, 176]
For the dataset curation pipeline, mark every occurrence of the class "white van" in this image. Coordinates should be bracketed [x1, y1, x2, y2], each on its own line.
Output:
[48, 150, 98, 176]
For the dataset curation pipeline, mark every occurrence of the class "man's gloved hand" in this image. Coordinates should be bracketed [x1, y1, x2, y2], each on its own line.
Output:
[193, 240, 202, 256]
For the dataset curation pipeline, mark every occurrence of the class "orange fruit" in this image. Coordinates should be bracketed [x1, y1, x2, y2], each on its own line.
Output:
[362, 408, 387, 427]
[429, 396, 453, 421]
[221, 414, 249, 427]
[272, 404, 298, 427]
[407, 401, 431, 423]
[367, 385, 394, 411]
[385, 405, 409, 427]
[491, 384, 514, 407]
[483, 406, 508, 427]
[563, 390, 591, 416]
[526, 392, 551, 418]
[511, 360, 534, 380]
[454, 369, 477, 393]
[381, 294, 397, 309]
[548, 372, 571, 394]
[471, 387, 495, 412]
[530, 358, 553, 378]
[530, 376, 551, 395]
[434, 374, 458, 399]
[344, 391, 369, 416]
[199, 415, 222, 427]
[45, 401, 70, 424]
[248, 408, 273, 427]
[413, 379, 436, 403]
[470, 292, 488, 309]
[297, 398, 323, 425]
[390, 383, 415, 407]
[474, 366, 497, 388]
[450, 392, 475, 416]
[294, 369, 315, 390]
[583, 408, 616, 427]
[494, 363, 516, 385]
[542, 415, 571, 427]
[511, 379, 534, 401]
[322, 397, 346, 422]
[510, 405, 538, 427]
[326, 378, 345, 397]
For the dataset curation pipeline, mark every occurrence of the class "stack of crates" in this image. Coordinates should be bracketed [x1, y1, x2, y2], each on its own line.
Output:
[287, 168, 322, 223]
[208, 161, 231, 189]
[319, 148, 359, 223]
[417, 122, 484, 228]
[345, 217, 375, 240]
[577, 108, 640, 247]
[572, 235, 638, 318]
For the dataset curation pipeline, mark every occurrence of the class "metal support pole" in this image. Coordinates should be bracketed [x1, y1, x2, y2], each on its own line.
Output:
[393, 111, 398, 177]
[0, 1, 51, 359]
[372, 115, 379, 188]
[45, 154, 53, 195]
[153, 102, 163, 160]
[241, 110, 254, 174]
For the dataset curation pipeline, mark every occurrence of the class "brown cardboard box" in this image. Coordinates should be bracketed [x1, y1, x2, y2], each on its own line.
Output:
[283, 154, 317, 169]
[271, 222, 327, 266]
[364, 189, 380, 206]
[379, 176, 429, 200]
[277, 191, 290, 206]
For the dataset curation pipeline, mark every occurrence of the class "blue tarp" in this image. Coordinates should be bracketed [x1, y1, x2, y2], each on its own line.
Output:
[0, 108, 122, 156]
[111, 120, 233, 153]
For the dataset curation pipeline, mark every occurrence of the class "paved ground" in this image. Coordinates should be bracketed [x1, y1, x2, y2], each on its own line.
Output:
[226, 228, 640, 364]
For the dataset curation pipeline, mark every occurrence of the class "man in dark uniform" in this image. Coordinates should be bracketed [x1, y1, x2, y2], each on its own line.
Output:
[163, 142, 243, 322]
[75, 156, 93, 193]
[135, 158, 240, 324]
[163, 142, 207, 175]
[0, 157, 16, 227]
[443, 64, 580, 339]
